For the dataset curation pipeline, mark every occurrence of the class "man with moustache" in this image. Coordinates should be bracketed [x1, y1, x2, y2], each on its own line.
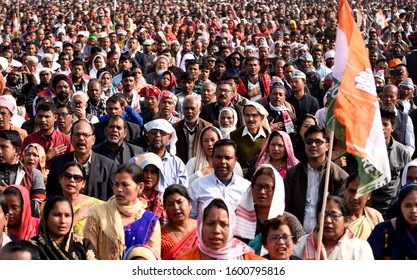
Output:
[144, 55, 170, 85]
[230, 101, 270, 173]
[51, 73, 73, 108]
[46, 119, 117, 201]
[92, 115, 143, 166]
[86, 79, 107, 119]
[131, 119, 188, 189]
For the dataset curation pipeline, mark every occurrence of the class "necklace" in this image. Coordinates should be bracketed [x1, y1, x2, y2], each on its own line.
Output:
[172, 230, 181, 241]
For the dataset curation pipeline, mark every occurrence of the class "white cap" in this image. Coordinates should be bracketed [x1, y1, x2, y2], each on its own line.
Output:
[324, 50, 336, 60]
[53, 41, 63, 48]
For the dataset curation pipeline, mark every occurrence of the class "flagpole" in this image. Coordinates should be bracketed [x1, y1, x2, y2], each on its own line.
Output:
[315, 129, 335, 260]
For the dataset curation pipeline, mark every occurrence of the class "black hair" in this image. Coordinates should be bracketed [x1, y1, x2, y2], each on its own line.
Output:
[71, 59, 86, 71]
[36, 102, 57, 115]
[0, 240, 40, 260]
[398, 184, 417, 207]
[317, 195, 351, 222]
[60, 161, 87, 179]
[304, 124, 329, 142]
[212, 138, 237, 157]
[203, 198, 228, 222]
[42, 196, 74, 230]
[380, 107, 396, 126]
[163, 184, 192, 206]
[70, 119, 95, 136]
[0, 130, 22, 148]
[115, 163, 145, 184]
[180, 71, 194, 82]
[0, 192, 8, 217]
[261, 215, 297, 246]
[106, 115, 127, 129]
[56, 102, 75, 114]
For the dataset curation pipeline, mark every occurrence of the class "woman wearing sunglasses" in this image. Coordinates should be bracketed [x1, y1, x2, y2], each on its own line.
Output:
[58, 162, 103, 235]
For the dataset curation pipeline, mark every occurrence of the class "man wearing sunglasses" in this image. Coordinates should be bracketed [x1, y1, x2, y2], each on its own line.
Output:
[284, 125, 348, 234]
[131, 118, 188, 189]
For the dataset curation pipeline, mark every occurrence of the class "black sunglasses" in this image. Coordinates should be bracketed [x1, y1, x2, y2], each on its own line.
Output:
[61, 172, 84, 182]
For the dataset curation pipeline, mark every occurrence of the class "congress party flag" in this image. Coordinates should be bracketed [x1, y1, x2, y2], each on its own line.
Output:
[375, 9, 388, 30]
[326, 0, 390, 196]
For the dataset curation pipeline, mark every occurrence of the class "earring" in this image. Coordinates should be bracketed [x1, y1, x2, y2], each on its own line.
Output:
[4, 225, 8, 236]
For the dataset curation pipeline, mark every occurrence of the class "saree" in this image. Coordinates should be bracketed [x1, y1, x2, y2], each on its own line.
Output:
[161, 227, 198, 260]
[124, 210, 160, 257]
[29, 201, 97, 260]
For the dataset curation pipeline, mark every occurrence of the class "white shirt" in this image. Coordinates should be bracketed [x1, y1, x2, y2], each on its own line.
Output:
[303, 163, 319, 234]
[242, 126, 267, 142]
[188, 172, 251, 219]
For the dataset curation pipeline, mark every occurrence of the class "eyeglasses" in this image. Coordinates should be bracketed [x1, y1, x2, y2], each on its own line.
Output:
[61, 172, 84, 182]
[305, 138, 326, 146]
[72, 132, 93, 138]
[57, 112, 70, 118]
[267, 234, 293, 243]
[207, 60, 216, 63]
[230, 57, 240, 60]
[252, 183, 275, 192]
[321, 212, 344, 221]
[148, 129, 169, 136]
[216, 88, 232, 93]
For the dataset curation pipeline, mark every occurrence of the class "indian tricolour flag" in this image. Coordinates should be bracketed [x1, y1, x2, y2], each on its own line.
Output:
[326, 0, 390, 196]
[375, 9, 388, 30]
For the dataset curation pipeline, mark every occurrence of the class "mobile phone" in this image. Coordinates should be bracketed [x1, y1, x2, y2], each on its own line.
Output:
[390, 69, 403, 76]
[13, 66, 23, 71]
[74, 100, 82, 108]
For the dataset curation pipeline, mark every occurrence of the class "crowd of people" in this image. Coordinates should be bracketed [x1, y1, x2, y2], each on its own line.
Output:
[0, 0, 416, 260]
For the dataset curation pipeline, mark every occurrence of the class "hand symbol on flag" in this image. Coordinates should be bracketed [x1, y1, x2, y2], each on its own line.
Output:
[354, 68, 377, 96]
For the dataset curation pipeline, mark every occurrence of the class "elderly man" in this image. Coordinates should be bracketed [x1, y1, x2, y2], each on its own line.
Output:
[173, 95, 212, 163]
[200, 81, 216, 105]
[381, 84, 415, 157]
[46, 119, 118, 201]
[188, 139, 251, 219]
[287, 70, 319, 119]
[93, 115, 143, 166]
[230, 101, 270, 172]
[145, 55, 169, 85]
[200, 80, 244, 128]
[71, 91, 99, 124]
[131, 119, 188, 188]
[396, 79, 417, 115]
[299, 53, 324, 107]
[86, 79, 107, 119]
